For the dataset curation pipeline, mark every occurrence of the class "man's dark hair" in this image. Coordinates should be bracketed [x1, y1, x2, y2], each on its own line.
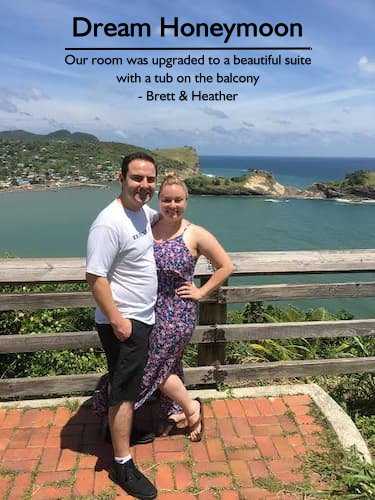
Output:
[121, 152, 157, 177]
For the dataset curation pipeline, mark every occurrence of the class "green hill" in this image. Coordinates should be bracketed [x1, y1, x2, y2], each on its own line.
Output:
[321, 170, 375, 199]
[0, 129, 99, 142]
[0, 130, 200, 184]
[154, 146, 200, 174]
[340, 170, 375, 188]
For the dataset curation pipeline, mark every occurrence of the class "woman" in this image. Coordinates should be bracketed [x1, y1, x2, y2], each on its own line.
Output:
[133, 173, 234, 441]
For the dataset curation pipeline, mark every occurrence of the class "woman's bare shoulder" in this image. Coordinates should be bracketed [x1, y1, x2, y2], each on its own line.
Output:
[188, 224, 215, 240]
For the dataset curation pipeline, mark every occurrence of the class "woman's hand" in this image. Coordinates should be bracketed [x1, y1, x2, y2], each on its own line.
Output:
[176, 281, 203, 301]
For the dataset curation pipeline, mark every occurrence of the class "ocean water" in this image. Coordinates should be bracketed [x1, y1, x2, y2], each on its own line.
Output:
[1, 155, 374, 317]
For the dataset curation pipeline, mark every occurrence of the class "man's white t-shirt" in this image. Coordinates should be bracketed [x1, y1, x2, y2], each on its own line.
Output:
[86, 199, 158, 325]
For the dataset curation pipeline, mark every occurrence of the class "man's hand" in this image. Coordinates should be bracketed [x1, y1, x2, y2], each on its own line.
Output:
[112, 317, 133, 342]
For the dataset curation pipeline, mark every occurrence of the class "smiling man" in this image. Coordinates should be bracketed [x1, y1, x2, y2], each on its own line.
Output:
[86, 152, 158, 500]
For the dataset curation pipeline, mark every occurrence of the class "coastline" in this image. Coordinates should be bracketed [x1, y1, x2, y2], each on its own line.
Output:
[0, 182, 109, 194]
[1, 182, 374, 204]
[1, 177, 374, 204]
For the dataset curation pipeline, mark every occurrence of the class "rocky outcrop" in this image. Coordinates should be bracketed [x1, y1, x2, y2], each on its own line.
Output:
[344, 186, 375, 199]
[186, 170, 303, 197]
[303, 183, 342, 199]
[186, 169, 375, 200]
[302, 183, 375, 200]
[242, 171, 299, 196]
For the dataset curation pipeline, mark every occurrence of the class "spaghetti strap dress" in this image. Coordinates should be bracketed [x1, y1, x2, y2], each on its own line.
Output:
[134, 226, 198, 417]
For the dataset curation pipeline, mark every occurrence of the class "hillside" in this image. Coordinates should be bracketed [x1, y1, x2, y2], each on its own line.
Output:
[154, 146, 200, 177]
[0, 129, 99, 142]
[0, 130, 200, 186]
[316, 170, 375, 199]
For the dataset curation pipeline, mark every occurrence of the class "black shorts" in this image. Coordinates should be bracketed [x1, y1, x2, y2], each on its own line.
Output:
[97, 320, 153, 407]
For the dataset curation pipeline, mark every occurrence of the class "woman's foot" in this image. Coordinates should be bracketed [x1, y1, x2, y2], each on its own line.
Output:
[187, 398, 204, 442]
[168, 413, 187, 427]
[161, 412, 187, 436]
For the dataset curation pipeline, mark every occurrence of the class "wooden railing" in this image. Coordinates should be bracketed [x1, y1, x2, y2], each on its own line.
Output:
[1, 250, 375, 399]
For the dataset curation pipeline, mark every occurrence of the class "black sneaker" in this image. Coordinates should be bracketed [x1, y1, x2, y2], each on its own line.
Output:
[130, 429, 155, 447]
[104, 426, 155, 446]
[109, 459, 157, 499]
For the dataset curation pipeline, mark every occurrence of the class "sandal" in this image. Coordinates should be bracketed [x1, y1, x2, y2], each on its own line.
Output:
[161, 417, 188, 437]
[188, 398, 204, 442]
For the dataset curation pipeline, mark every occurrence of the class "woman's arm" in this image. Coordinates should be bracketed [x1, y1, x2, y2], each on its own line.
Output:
[177, 225, 234, 301]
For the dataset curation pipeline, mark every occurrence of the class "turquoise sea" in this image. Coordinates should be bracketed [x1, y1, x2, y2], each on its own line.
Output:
[1, 155, 374, 317]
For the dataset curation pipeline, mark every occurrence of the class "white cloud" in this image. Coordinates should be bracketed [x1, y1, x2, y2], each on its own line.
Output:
[358, 56, 375, 74]
[0, 99, 18, 113]
[114, 129, 128, 139]
[0, 56, 84, 79]
[202, 107, 228, 119]
[211, 125, 233, 135]
[0, 87, 48, 115]
[0, 87, 48, 102]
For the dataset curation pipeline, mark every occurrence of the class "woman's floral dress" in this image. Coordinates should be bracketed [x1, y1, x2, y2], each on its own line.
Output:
[134, 229, 198, 417]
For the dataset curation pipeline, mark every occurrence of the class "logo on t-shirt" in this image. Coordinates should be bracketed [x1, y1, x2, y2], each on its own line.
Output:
[132, 228, 148, 240]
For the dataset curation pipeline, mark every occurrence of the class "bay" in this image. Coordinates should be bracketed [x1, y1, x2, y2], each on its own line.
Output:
[1, 155, 374, 317]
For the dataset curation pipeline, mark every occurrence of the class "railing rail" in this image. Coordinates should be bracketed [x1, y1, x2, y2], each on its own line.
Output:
[1, 249, 375, 283]
[1, 249, 375, 399]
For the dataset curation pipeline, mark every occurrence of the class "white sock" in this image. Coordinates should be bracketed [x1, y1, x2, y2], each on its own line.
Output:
[114, 454, 132, 464]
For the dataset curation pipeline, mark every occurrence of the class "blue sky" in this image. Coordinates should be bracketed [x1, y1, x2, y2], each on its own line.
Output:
[1, 0, 374, 156]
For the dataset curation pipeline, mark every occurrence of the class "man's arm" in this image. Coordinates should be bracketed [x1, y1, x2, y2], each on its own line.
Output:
[145, 204, 160, 226]
[86, 273, 132, 341]
[86, 222, 132, 341]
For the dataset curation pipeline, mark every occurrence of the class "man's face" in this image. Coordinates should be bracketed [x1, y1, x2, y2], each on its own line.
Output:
[120, 159, 157, 210]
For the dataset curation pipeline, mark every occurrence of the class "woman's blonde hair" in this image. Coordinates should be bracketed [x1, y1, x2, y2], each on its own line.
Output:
[158, 172, 189, 199]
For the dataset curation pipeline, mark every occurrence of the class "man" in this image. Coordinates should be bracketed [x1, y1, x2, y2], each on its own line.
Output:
[86, 152, 158, 500]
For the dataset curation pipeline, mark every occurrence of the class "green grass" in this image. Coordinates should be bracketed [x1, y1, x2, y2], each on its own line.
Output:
[153, 146, 199, 169]
[300, 406, 375, 498]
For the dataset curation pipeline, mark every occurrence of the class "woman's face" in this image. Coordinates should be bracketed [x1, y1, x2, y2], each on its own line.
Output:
[159, 183, 187, 221]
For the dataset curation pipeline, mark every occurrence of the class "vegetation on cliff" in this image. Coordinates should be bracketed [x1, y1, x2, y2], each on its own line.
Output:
[185, 169, 299, 196]
[154, 146, 200, 177]
[186, 174, 250, 194]
[331, 170, 375, 189]
[319, 169, 375, 199]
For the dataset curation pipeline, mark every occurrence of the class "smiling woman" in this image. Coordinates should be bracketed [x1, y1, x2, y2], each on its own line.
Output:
[133, 172, 233, 441]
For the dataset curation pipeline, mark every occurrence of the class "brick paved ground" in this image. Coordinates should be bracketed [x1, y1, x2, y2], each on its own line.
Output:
[0, 395, 330, 499]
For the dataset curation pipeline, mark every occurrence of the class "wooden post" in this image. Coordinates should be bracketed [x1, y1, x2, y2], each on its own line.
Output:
[197, 277, 227, 366]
